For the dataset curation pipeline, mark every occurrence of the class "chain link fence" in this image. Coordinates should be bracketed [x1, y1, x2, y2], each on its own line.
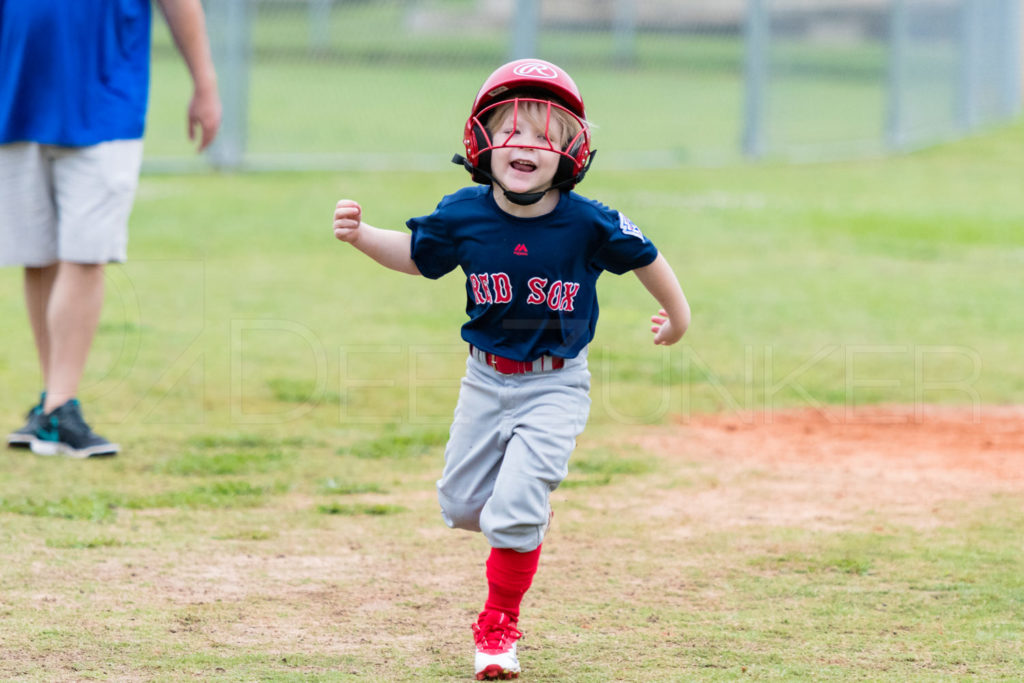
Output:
[143, 0, 1022, 171]
[746, 0, 1023, 159]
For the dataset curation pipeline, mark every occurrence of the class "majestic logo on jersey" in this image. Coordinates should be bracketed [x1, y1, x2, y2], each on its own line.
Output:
[469, 272, 581, 312]
[514, 243, 529, 256]
[617, 211, 644, 241]
[512, 62, 559, 79]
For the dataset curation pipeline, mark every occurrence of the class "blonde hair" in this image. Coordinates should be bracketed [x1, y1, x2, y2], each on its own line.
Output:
[485, 99, 586, 151]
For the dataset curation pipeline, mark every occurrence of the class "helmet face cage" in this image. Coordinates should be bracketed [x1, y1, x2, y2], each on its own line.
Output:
[463, 97, 591, 188]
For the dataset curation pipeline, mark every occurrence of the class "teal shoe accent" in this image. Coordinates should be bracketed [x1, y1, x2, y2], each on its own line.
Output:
[37, 427, 60, 442]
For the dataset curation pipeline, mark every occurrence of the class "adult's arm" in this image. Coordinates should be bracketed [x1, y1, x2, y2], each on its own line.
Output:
[155, 0, 222, 151]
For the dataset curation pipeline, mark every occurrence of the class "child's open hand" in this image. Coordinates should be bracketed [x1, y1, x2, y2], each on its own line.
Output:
[650, 308, 684, 346]
[333, 200, 362, 243]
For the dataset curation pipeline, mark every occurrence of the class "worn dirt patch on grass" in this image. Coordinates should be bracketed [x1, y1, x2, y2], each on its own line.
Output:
[633, 405, 1023, 534]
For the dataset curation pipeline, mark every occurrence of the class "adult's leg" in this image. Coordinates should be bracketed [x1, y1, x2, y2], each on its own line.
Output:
[23, 264, 59, 389]
[41, 140, 142, 414]
[40, 262, 105, 413]
[2, 142, 57, 394]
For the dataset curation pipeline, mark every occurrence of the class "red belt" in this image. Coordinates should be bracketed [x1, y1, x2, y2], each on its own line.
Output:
[469, 345, 565, 375]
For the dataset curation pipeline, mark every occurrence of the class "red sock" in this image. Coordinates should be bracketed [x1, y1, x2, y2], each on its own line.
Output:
[484, 545, 542, 622]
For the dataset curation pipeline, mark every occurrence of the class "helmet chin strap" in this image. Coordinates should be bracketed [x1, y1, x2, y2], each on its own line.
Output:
[452, 152, 595, 206]
[502, 188, 549, 206]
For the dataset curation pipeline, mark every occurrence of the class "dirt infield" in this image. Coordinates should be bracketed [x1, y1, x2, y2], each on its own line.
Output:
[634, 405, 1024, 533]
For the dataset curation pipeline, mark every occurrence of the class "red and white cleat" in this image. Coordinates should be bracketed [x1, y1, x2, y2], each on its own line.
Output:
[473, 610, 522, 680]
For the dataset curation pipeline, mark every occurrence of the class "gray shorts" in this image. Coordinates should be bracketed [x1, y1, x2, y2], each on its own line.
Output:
[0, 140, 144, 267]
[436, 349, 592, 552]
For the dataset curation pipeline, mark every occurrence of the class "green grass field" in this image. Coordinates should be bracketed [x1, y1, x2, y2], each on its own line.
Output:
[1, 105, 1022, 679]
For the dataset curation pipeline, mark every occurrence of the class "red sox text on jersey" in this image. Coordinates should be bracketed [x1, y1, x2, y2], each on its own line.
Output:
[469, 272, 582, 312]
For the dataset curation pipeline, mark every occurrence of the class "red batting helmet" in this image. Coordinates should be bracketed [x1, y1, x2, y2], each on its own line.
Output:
[460, 59, 593, 191]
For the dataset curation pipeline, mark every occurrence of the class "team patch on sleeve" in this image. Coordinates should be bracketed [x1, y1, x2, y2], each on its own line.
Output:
[617, 211, 645, 241]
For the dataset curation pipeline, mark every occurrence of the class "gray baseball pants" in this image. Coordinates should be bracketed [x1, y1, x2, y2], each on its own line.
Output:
[437, 349, 591, 552]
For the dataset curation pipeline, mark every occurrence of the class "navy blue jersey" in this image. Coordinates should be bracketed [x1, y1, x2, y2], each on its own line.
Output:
[407, 186, 658, 362]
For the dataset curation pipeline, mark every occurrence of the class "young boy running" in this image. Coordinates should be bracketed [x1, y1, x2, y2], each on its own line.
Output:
[332, 58, 690, 680]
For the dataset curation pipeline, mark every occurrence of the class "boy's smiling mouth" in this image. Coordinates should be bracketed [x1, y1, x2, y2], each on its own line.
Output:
[510, 159, 536, 173]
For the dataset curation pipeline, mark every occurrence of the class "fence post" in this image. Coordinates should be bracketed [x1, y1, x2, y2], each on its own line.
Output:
[1000, 0, 1023, 118]
[309, 0, 333, 55]
[886, 0, 908, 150]
[510, 0, 540, 60]
[206, 0, 251, 170]
[743, 0, 769, 158]
[955, 0, 982, 132]
[613, 0, 638, 66]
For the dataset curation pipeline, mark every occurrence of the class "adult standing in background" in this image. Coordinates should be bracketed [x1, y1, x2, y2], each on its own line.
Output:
[1, 0, 221, 457]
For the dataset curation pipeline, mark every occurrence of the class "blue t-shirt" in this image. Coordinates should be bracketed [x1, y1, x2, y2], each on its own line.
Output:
[0, 0, 152, 146]
[408, 186, 659, 362]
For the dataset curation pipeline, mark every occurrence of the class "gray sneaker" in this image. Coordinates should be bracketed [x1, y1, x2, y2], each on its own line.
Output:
[6, 394, 45, 449]
[29, 399, 120, 458]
